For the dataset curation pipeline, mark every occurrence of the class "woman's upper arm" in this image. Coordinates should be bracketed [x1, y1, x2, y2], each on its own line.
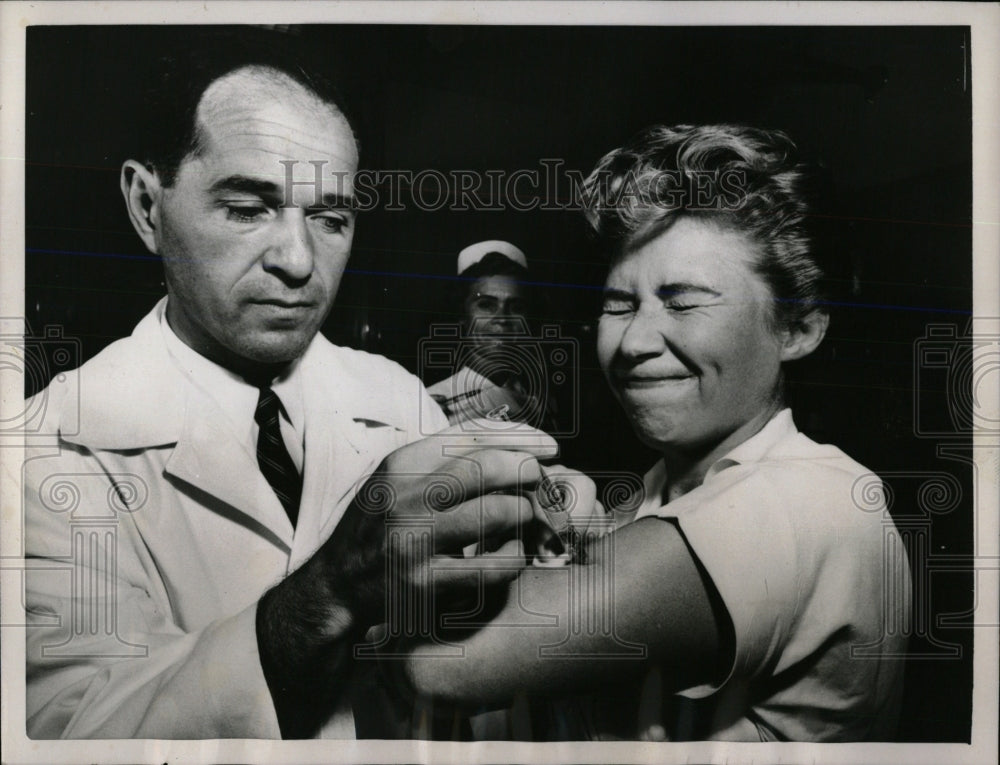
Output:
[404, 517, 732, 705]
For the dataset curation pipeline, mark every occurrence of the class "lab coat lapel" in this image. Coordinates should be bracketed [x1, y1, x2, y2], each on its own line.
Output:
[165, 385, 295, 551]
[63, 298, 296, 551]
[290, 369, 384, 568]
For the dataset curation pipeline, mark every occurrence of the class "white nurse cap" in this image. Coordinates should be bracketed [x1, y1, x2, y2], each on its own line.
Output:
[457, 240, 527, 275]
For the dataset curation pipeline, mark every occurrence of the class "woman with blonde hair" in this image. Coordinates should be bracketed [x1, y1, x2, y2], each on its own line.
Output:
[402, 124, 911, 742]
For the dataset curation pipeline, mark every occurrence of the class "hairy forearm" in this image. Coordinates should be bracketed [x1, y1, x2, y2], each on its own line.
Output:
[251, 432, 553, 735]
[255, 557, 363, 738]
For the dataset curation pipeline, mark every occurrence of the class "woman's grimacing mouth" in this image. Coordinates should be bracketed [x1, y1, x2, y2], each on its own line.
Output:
[614, 371, 696, 389]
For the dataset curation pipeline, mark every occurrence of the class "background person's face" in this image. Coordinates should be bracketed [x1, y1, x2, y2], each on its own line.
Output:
[463, 275, 528, 351]
[597, 217, 787, 456]
[154, 69, 358, 374]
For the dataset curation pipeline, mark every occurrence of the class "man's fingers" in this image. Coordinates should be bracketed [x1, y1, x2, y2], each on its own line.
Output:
[432, 494, 533, 550]
[430, 539, 527, 589]
[444, 449, 545, 502]
[387, 449, 545, 514]
[481, 537, 527, 560]
[539, 464, 600, 529]
[407, 420, 559, 463]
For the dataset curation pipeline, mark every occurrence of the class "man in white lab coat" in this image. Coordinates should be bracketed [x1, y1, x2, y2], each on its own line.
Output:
[23, 43, 556, 739]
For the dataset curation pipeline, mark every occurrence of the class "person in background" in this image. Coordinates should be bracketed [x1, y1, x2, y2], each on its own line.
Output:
[427, 240, 558, 431]
[401, 124, 912, 742]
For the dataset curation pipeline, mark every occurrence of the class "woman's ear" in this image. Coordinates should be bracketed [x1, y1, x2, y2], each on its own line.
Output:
[120, 160, 163, 254]
[780, 310, 830, 362]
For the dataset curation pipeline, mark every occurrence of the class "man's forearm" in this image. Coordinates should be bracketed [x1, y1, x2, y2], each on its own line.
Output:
[255, 558, 365, 738]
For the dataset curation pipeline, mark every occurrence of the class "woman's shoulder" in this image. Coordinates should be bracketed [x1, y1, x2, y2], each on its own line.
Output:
[758, 427, 874, 477]
[660, 431, 886, 547]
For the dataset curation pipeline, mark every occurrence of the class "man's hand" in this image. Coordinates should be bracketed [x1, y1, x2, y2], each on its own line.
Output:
[317, 421, 559, 626]
[254, 421, 557, 736]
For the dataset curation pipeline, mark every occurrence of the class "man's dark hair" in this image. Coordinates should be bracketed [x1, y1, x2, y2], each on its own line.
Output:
[134, 27, 356, 186]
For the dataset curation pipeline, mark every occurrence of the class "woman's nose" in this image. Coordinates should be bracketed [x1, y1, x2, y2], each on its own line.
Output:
[617, 312, 667, 359]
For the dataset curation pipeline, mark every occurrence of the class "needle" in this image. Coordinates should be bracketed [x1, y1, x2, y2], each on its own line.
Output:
[484, 404, 569, 558]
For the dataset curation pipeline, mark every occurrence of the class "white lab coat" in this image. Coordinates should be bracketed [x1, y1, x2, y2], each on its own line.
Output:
[23, 299, 448, 738]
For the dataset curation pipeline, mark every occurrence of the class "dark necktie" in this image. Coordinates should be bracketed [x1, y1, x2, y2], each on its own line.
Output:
[254, 387, 301, 527]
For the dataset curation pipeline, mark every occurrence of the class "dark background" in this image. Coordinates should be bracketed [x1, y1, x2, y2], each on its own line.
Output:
[25, 25, 974, 741]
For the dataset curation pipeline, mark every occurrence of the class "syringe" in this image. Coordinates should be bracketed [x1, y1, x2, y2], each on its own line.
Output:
[484, 404, 584, 565]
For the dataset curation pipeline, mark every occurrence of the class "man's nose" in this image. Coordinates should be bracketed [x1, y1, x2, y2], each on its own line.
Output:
[490, 305, 524, 330]
[263, 210, 314, 282]
[498, 299, 530, 322]
[492, 305, 515, 323]
[618, 311, 667, 359]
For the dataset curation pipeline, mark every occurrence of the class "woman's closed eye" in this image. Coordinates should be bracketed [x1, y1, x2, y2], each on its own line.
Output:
[601, 291, 636, 316]
[601, 306, 633, 317]
[656, 284, 719, 313]
[665, 302, 700, 312]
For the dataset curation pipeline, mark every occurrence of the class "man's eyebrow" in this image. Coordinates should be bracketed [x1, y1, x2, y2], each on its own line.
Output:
[208, 175, 355, 211]
[308, 191, 355, 211]
[208, 175, 282, 198]
[656, 282, 722, 298]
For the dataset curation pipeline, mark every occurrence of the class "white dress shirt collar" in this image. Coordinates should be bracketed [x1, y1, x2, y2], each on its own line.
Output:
[158, 300, 305, 465]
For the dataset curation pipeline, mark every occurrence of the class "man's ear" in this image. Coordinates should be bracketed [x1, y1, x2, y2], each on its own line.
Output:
[120, 160, 163, 254]
[780, 309, 830, 362]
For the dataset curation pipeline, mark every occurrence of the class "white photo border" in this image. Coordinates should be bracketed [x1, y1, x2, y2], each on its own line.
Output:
[2, 2, 997, 764]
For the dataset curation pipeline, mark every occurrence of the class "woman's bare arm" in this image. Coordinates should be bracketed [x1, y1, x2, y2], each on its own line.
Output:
[402, 517, 732, 705]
